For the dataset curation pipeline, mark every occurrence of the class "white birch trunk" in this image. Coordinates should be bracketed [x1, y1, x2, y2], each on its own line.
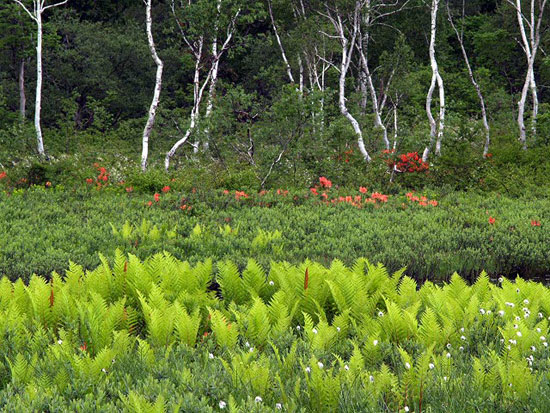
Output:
[141, 0, 164, 171]
[423, 0, 444, 161]
[12, 0, 69, 156]
[508, 0, 547, 147]
[268, 0, 295, 83]
[447, 2, 490, 156]
[19, 59, 26, 122]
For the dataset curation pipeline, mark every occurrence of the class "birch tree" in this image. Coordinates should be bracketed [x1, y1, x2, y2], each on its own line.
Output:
[141, 0, 163, 171]
[322, 1, 372, 162]
[11, 0, 68, 157]
[446, 0, 490, 157]
[505, 0, 547, 148]
[165, 0, 241, 170]
[422, 0, 445, 162]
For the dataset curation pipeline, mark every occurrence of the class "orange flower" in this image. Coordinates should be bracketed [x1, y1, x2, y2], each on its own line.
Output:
[0, 171, 7, 179]
[154, 193, 160, 202]
[359, 186, 368, 194]
[45, 181, 52, 187]
[147, 201, 153, 207]
[125, 187, 133, 193]
[429, 200, 438, 206]
[310, 187, 318, 195]
[531, 220, 541, 227]
[86, 178, 93, 184]
[162, 186, 170, 193]
[489, 217, 496, 225]
[223, 189, 229, 195]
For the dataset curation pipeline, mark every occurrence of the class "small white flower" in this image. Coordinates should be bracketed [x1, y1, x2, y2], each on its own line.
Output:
[336, 327, 341, 332]
[245, 341, 250, 348]
[255, 396, 263, 403]
[531, 346, 536, 351]
[513, 324, 519, 329]
[460, 327, 465, 332]
[538, 313, 544, 319]
[479, 309, 486, 315]
[516, 288, 520, 293]
[507, 345, 511, 350]
[446, 352, 451, 358]
[500, 338, 504, 343]
[505, 302, 514, 307]
[373, 340, 378, 346]
[508, 383, 513, 387]
[249, 347, 254, 353]
[57, 339, 63, 345]
[524, 299, 530, 305]
[515, 316, 521, 321]
[312, 328, 318, 334]
[524, 313, 530, 319]
[305, 367, 311, 373]
[369, 375, 375, 382]
[498, 310, 505, 317]
[209, 353, 214, 359]
[544, 342, 548, 348]
[404, 406, 410, 412]
[378, 311, 384, 317]
[537, 328, 542, 333]
[461, 335, 466, 341]
[443, 376, 448, 382]
[522, 307, 529, 313]
[541, 336, 546, 341]
[405, 362, 411, 370]
[429, 363, 435, 370]
[446, 343, 451, 349]
[219, 401, 227, 409]
[459, 346, 464, 351]
[275, 403, 282, 410]
[101, 368, 107, 373]
[344, 365, 349, 371]
[487, 310, 492, 314]
[498, 277, 503, 283]
[509, 339, 517, 345]
[318, 362, 324, 369]
[296, 325, 301, 331]
[269, 280, 275, 286]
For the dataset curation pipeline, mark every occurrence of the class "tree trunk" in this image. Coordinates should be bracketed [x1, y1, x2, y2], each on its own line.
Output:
[35, 11, 45, 156]
[19, 59, 26, 122]
[142, 0, 164, 171]
[423, 0, 444, 161]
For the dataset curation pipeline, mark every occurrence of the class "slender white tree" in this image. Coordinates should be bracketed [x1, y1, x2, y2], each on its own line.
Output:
[11, 0, 68, 157]
[165, 0, 240, 170]
[506, 0, 547, 148]
[141, 0, 164, 171]
[446, 0, 490, 157]
[322, 1, 371, 161]
[422, 0, 445, 162]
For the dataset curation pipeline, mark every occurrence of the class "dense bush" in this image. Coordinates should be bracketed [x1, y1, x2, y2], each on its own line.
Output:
[0, 186, 548, 282]
[1, 253, 550, 411]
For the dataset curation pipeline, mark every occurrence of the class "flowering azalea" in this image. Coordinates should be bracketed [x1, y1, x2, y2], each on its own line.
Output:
[154, 193, 160, 202]
[80, 342, 87, 352]
[319, 176, 332, 188]
[0, 171, 7, 179]
[359, 186, 368, 193]
[310, 187, 318, 195]
[45, 181, 52, 187]
[147, 201, 153, 207]
[489, 217, 496, 225]
[531, 220, 541, 227]
[162, 185, 170, 193]
[86, 178, 93, 184]
[125, 187, 133, 193]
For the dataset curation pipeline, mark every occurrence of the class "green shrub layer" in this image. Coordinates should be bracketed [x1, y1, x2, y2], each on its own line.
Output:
[0, 252, 550, 411]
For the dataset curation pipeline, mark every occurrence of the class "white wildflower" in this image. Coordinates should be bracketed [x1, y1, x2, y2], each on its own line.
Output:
[459, 346, 464, 351]
[498, 277, 503, 283]
[524, 299, 529, 305]
[429, 363, 435, 370]
[336, 327, 341, 332]
[515, 316, 521, 321]
[249, 347, 254, 353]
[209, 353, 214, 359]
[57, 339, 63, 345]
[544, 342, 548, 348]
[305, 367, 311, 373]
[404, 407, 410, 412]
[461, 335, 466, 341]
[443, 376, 448, 382]
[531, 346, 536, 352]
[446, 343, 452, 349]
[460, 327, 465, 332]
[541, 336, 546, 341]
[102, 368, 107, 374]
[538, 313, 544, 319]
[405, 362, 411, 370]
[378, 311, 384, 317]
[255, 396, 262, 403]
[479, 309, 486, 315]
[517, 331, 522, 337]
[219, 401, 227, 409]
[318, 362, 324, 369]
[245, 341, 250, 348]
[537, 328, 542, 333]
[498, 310, 505, 317]
[373, 340, 379, 346]
[446, 352, 451, 358]
[344, 365, 350, 371]
[275, 403, 282, 410]
[369, 375, 375, 383]
[312, 328, 318, 334]
[513, 324, 519, 329]
[269, 280, 275, 286]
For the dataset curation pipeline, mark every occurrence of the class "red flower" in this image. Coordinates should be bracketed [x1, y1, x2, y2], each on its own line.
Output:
[162, 186, 170, 193]
[223, 189, 229, 195]
[489, 217, 496, 225]
[0, 172, 6, 179]
[80, 342, 87, 352]
[86, 178, 93, 184]
[319, 177, 332, 188]
[45, 181, 52, 187]
[125, 187, 133, 193]
[429, 200, 438, 206]
[154, 193, 160, 202]
[531, 220, 541, 227]
[310, 188, 318, 195]
[147, 201, 153, 207]
[359, 186, 368, 194]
